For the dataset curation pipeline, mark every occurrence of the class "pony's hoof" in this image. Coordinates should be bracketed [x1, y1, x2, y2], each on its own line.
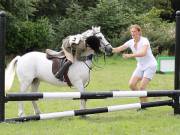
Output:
[80, 115, 87, 119]
[18, 113, 25, 118]
[35, 111, 41, 115]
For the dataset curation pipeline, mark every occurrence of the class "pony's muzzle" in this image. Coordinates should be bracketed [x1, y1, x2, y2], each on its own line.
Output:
[105, 45, 113, 56]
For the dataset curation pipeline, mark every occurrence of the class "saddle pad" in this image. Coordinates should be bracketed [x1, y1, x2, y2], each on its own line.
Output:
[51, 57, 72, 87]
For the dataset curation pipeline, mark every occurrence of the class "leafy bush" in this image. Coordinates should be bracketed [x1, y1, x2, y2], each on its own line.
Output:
[6, 17, 55, 54]
[136, 8, 175, 55]
[2, 0, 175, 56]
[55, 0, 136, 48]
[54, 4, 89, 49]
[117, 8, 175, 56]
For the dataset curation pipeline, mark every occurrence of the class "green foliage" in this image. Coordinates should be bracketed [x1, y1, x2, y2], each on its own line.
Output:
[0, 0, 177, 55]
[0, 2, 4, 10]
[136, 8, 175, 55]
[117, 8, 175, 55]
[54, 4, 89, 49]
[1, 0, 55, 54]
[55, 0, 136, 47]
[74, 0, 99, 9]
[34, 0, 72, 18]
[87, 0, 135, 36]
[6, 18, 55, 54]
[1, 0, 38, 21]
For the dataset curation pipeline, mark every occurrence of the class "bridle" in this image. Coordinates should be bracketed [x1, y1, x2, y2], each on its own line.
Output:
[93, 32, 111, 49]
[80, 31, 111, 88]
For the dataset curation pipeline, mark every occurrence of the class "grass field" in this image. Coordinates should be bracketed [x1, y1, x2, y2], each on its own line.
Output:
[1, 55, 180, 135]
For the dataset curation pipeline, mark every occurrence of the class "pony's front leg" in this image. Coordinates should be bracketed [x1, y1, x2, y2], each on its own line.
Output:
[18, 101, 25, 117]
[73, 81, 86, 110]
[32, 101, 41, 115]
[80, 98, 87, 110]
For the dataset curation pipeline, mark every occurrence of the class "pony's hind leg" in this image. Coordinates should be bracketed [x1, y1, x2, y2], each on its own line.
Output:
[31, 78, 41, 115]
[18, 81, 31, 117]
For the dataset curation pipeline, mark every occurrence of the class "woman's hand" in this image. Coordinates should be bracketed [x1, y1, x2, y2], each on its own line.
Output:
[122, 54, 133, 59]
[112, 48, 118, 53]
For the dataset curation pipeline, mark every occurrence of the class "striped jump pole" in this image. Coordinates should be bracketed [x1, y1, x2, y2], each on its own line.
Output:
[5, 100, 173, 122]
[5, 90, 180, 101]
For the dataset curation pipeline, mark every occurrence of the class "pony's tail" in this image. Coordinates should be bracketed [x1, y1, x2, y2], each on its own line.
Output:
[5, 56, 21, 92]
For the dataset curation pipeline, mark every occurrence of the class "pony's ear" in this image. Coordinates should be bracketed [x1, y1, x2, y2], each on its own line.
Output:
[98, 26, 101, 31]
[94, 26, 100, 33]
[92, 26, 96, 33]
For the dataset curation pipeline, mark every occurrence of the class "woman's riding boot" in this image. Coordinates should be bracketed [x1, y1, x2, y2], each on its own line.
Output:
[55, 60, 72, 81]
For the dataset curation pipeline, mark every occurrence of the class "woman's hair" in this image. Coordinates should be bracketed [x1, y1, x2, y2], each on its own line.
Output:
[129, 24, 142, 32]
[129, 24, 142, 35]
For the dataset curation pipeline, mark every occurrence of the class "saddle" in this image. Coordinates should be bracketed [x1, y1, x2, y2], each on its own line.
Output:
[46, 49, 72, 86]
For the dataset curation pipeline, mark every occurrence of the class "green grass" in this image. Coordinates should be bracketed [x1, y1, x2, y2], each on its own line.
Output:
[1, 55, 179, 135]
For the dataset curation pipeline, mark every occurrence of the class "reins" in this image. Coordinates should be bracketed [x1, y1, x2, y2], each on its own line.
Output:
[82, 53, 106, 88]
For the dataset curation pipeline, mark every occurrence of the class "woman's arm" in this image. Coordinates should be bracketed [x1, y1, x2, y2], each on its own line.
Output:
[112, 44, 128, 53]
[123, 44, 148, 59]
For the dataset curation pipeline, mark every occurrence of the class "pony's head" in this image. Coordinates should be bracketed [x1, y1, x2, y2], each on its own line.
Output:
[82, 26, 113, 56]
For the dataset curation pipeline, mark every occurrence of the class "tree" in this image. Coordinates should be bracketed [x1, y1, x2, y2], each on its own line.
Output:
[34, 0, 72, 19]
[1, 0, 38, 21]
[0, 0, 55, 54]
[75, 0, 98, 9]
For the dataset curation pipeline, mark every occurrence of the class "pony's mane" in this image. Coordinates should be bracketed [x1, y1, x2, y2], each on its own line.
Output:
[85, 36, 101, 54]
[81, 30, 93, 38]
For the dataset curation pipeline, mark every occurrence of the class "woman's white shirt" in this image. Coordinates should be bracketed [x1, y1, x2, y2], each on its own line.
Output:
[124, 36, 157, 70]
